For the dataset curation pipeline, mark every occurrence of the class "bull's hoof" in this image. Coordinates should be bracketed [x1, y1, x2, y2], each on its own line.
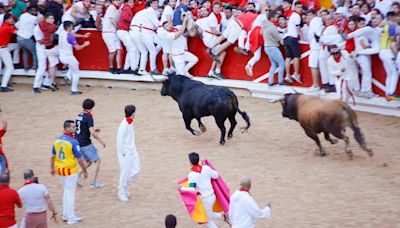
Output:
[320, 153, 326, 157]
[329, 139, 339, 144]
[199, 125, 207, 133]
[367, 149, 373, 157]
[346, 150, 354, 159]
[227, 134, 233, 139]
[220, 141, 225, 145]
[193, 130, 201, 136]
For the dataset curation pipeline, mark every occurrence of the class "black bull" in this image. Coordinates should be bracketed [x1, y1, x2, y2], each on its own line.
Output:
[281, 93, 373, 158]
[154, 74, 250, 144]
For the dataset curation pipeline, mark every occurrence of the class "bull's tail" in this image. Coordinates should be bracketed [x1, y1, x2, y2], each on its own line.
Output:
[343, 104, 373, 157]
[238, 108, 250, 133]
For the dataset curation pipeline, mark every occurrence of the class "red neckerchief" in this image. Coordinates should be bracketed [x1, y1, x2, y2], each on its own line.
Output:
[239, 187, 251, 194]
[191, 164, 202, 173]
[126, 117, 133, 124]
[170, 27, 179, 32]
[214, 12, 222, 24]
[64, 132, 75, 137]
[83, 110, 93, 117]
[23, 180, 36, 186]
[113, 3, 120, 9]
[333, 54, 341, 63]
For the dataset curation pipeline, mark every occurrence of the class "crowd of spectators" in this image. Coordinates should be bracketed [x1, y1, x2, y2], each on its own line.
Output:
[0, 0, 399, 100]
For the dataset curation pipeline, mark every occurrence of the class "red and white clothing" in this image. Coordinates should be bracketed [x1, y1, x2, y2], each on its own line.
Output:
[319, 24, 344, 85]
[129, 10, 148, 73]
[229, 189, 271, 228]
[140, 7, 161, 72]
[116, 117, 141, 199]
[307, 16, 323, 68]
[328, 51, 356, 104]
[0, 185, 22, 228]
[202, 12, 225, 48]
[222, 12, 257, 44]
[117, 3, 137, 70]
[62, 1, 88, 23]
[163, 27, 198, 76]
[0, 22, 16, 88]
[102, 4, 121, 53]
[157, 4, 175, 54]
[181, 165, 222, 228]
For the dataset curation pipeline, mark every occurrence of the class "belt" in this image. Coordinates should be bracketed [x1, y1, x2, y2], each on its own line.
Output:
[172, 53, 185, 56]
[234, 19, 243, 29]
[141, 26, 156, 32]
[27, 211, 46, 215]
[45, 44, 56, 49]
[205, 30, 216, 36]
[102, 31, 115, 33]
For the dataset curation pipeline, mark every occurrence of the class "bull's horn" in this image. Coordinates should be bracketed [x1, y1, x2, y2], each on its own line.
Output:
[150, 73, 168, 82]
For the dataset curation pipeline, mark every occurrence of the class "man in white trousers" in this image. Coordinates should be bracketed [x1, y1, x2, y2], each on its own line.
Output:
[179, 152, 226, 228]
[32, 21, 47, 93]
[0, 13, 17, 92]
[102, 0, 122, 74]
[116, 105, 141, 202]
[117, 0, 139, 74]
[162, 15, 198, 77]
[157, 0, 176, 75]
[51, 120, 88, 225]
[58, 21, 91, 95]
[140, 0, 162, 75]
[130, 9, 149, 75]
[229, 177, 272, 228]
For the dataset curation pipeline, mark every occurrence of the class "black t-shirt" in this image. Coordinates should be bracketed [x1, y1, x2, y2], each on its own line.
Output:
[75, 112, 94, 147]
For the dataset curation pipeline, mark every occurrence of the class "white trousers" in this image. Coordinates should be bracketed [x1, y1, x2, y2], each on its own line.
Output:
[8, 43, 20, 64]
[379, 49, 399, 95]
[33, 45, 47, 88]
[356, 55, 372, 93]
[0, 48, 14, 88]
[118, 30, 139, 71]
[200, 194, 222, 228]
[238, 30, 247, 49]
[59, 174, 78, 221]
[247, 47, 261, 67]
[319, 48, 335, 85]
[335, 77, 355, 103]
[140, 31, 161, 71]
[130, 29, 148, 71]
[118, 152, 141, 197]
[60, 55, 80, 92]
[172, 51, 198, 75]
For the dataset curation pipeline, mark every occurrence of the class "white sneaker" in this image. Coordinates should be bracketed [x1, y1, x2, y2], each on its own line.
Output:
[138, 70, 149, 75]
[284, 75, 293, 83]
[308, 85, 320, 92]
[76, 176, 84, 187]
[245, 65, 253, 77]
[118, 193, 129, 202]
[291, 74, 302, 83]
[90, 182, 104, 189]
[66, 216, 83, 225]
[162, 68, 169, 75]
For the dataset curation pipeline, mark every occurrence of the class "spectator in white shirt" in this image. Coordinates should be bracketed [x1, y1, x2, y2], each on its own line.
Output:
[102, 0, 122, 74]
[306, 9, 323, 91]
[283, 1, 303, 84]
[15, 6, 38, 71]
[229, 177, 272, 228]
[18, 170, 58, 228]
[158, 0, 176, 75]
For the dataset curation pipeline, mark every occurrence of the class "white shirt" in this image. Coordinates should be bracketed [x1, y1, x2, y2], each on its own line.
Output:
[196, 17, 209, 32]
[18, 183, 49, 213]
[347, 26, 380, 55]
[320, 24, 344, 48]
[307, 16, 323, 50]
[327, 50, 353, 80]
[251, 13, 266, 29]
[160, 5, 174, 26]
[229, 190, 271, 228]
[165, 28, 187, 55]
[130, 9, 145, 28]
[116, 118, 137, 156]
[58, 30, 74, 57]
[141, 7, 159, 32]
[284, 11, 301, 39]
[0, 13, 4, 26]
[33, 25, 45, 50]
[16, 12, 37, 39]
[183, 165, 218, 197]
[375, 0, 393, 16]
[207, 12, 225, 33]
[102, 4, 120, 32]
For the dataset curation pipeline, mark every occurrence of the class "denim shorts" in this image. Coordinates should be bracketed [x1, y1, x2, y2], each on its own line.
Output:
[80, 144, 99, 162]
[0, 154, 7, 173]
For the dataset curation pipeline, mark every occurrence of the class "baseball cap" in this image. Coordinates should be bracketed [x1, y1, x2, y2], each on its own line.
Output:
[224, 3, 232, 10]
[334, 7, 346, 14]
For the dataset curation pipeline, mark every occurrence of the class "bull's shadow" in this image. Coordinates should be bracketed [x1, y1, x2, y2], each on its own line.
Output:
[152, 74, 250, 145]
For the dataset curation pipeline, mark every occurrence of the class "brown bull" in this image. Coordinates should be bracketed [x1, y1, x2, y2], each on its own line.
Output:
[281, 93, 373, 158]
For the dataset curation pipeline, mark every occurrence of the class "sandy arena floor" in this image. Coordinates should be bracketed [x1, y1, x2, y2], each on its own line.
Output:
[1, 84, 400, 227]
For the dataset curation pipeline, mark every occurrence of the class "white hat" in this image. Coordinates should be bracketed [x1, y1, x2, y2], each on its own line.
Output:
[334, 7, 346, 14]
